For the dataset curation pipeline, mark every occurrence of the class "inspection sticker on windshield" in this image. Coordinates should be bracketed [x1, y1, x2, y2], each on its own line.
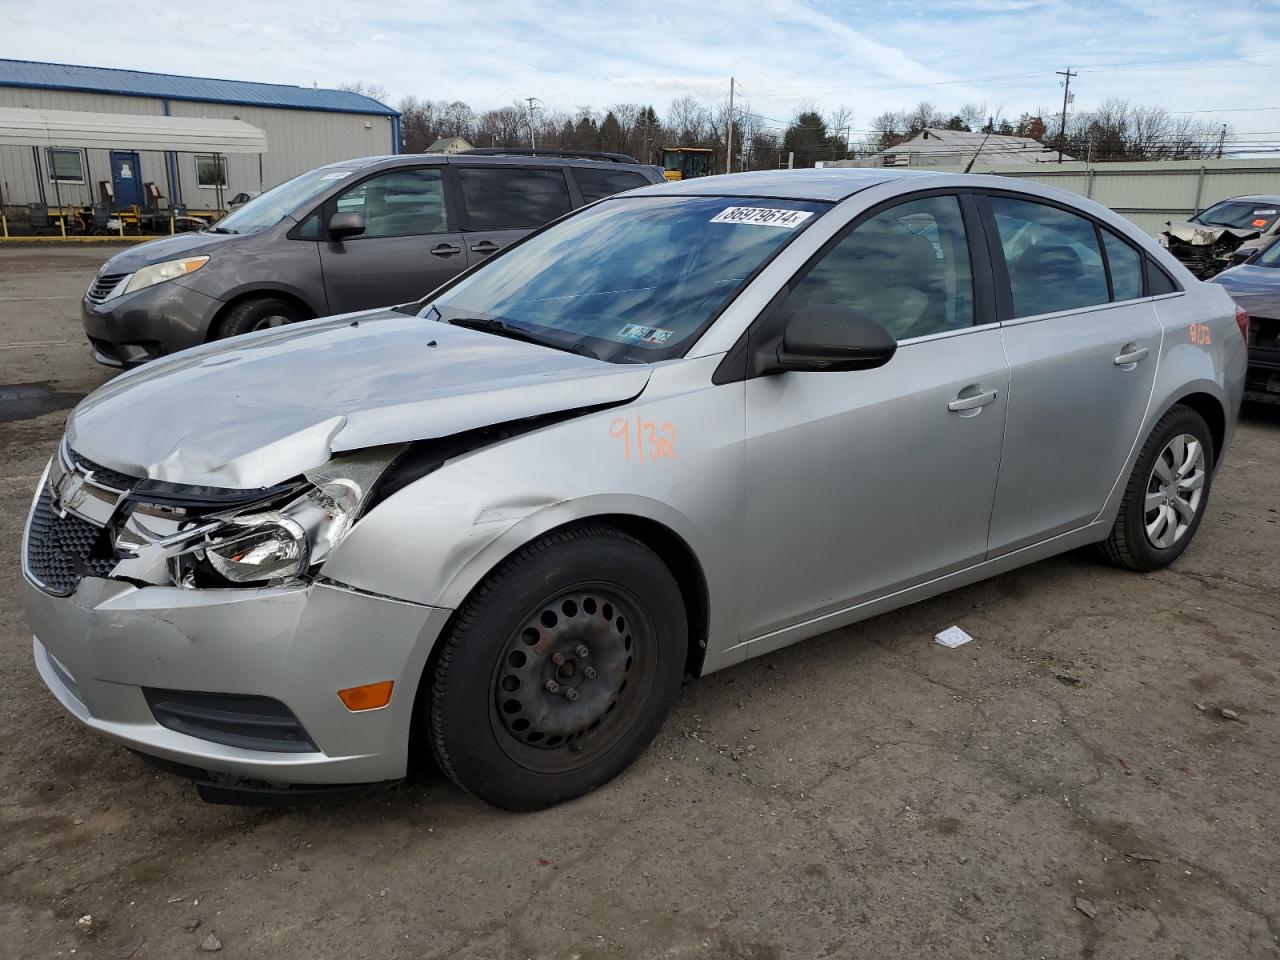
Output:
[710, 206, 814, 228]
[618, 323, 673, 344]
[319, 171, 353, 180]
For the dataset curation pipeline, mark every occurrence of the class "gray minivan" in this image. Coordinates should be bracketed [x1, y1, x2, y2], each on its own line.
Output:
[81, 151, 665, 366]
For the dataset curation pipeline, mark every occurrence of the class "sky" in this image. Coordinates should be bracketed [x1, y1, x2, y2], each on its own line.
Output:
[4, 0, 1280, 149]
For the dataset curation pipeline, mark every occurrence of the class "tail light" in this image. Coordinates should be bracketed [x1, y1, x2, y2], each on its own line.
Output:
[1235, 305, 1250, 342]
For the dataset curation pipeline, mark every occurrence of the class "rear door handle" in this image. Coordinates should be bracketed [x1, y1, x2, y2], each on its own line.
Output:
[470, 240, 501, 255]
[1114, 345, 1150, 366]
[430, 243, 463, 257]
[948, 388, 999, 413]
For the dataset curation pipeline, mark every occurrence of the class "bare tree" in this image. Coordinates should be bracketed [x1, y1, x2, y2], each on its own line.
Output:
[338, 81, 391, 104]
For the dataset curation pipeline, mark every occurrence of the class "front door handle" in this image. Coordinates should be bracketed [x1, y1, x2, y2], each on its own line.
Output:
[430, 243, 463, 257]
[470, 240, 501, 255]
[1114, 344, 1150, 367]
[947, 388, 999, 413]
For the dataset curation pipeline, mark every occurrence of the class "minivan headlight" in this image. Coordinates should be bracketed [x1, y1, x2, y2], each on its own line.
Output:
[122, 256, 209, 295]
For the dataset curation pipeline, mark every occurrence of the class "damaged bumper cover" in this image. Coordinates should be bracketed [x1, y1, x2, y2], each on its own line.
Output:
[25, 574, 450, 786]
[1162, 221, 1263, 279]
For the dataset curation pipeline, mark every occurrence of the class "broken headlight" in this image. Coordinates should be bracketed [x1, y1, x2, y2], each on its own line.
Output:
[113, 448, 398, 588]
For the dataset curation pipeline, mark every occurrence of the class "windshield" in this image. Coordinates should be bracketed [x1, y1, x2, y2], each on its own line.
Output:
[1192, 200, 1280, 232]
[1255, 238, 1280, 267]
[425, 195, 828, 362]
[211, 163, 362, 234]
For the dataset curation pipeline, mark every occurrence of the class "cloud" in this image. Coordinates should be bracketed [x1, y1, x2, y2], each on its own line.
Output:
[2, 0, 1278, 136]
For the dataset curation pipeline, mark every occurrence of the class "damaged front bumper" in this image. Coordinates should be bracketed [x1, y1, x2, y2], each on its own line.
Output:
[1162, 221, 1263, 279]
[24, 574, 450, 787]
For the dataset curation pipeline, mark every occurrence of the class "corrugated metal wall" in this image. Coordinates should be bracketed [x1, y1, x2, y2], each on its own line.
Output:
[0, 86, 396, 211]
[933, 158, 1280, 235]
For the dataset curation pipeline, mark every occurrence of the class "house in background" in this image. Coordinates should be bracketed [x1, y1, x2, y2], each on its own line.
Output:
[835, 127, 1069, 169]
[425, 136, 473, 155]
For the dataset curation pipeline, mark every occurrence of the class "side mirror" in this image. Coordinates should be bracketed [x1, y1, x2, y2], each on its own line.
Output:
[772, 304, 898, 373]
[327, 211, 366, 241]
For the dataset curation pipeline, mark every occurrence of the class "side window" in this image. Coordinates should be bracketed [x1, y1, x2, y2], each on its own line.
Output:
[786, 194, 975, 340]
[331, 168, 450, 239]
[294, 212, 321, 241]
[990, 196, 1109, 318]
[457, 167, 572, 230]
[572, 168, 652, 203]
[1101, 230, 1144, 301]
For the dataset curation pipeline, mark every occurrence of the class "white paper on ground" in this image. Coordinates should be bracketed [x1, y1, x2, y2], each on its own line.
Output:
[934, 625, 973, 648]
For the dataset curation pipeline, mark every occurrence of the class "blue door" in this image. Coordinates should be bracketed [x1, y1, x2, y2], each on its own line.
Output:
[110, 151, 142, 207]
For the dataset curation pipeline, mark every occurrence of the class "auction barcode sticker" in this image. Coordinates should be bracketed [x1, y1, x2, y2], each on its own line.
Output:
[709, 206, 814, 228]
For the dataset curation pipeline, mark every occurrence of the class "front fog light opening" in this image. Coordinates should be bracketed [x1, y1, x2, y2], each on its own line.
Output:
[203, 514, 308, 584]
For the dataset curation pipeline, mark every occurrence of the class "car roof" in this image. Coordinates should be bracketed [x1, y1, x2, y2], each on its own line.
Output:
[1210, 195, 1280, 204]
[626, 167, 933, 202]
[322, 153, 658, 173]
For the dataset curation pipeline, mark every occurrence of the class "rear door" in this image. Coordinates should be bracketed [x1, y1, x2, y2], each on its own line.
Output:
[983, 193, 1162, 554]
[318, 166, 466, 313]
[453, 164, 574, 267]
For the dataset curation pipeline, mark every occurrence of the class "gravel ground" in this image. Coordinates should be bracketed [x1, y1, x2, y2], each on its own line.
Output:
[2, 244, 1279, 960]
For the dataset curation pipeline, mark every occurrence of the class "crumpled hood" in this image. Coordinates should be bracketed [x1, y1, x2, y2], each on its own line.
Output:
[67, 310, 651, 488]
[1165, 220, 1262, 246]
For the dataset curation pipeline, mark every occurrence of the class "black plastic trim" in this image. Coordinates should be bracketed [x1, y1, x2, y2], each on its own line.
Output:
[143, 689, 317, 753]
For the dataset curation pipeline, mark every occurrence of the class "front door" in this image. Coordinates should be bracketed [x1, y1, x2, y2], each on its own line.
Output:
[110, 151, 142, 207]
[319, 166, 468, 313]
[741, 194, 1008, 643]
[453, 165, 574, 269]
[983, 194, 1162, 554]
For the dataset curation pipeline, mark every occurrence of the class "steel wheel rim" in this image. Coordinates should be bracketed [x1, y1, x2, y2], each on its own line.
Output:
[250, 315, 291, 331]
[489, 583, 654, 775]
[1144, 432, 1205, 549]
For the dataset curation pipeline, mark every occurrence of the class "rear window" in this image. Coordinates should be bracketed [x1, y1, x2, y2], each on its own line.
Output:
[457, 167, 572, 231]
[572, 167, 653, 203]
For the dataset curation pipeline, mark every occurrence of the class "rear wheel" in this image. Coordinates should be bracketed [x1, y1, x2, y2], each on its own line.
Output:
[213, 296, 307, 340]
[427, 525, 686, 810]
[1098, 405, 1214, 571]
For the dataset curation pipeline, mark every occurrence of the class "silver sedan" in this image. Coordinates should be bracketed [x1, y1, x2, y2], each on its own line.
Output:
[22, 169, 1246, 809]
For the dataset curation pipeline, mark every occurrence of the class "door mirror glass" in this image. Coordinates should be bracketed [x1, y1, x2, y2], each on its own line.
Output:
[328, 211, 366, 240]
[774, 304, 898, 372]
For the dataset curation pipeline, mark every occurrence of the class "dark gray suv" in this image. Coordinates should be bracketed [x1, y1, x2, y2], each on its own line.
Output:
[81, 151, 664, 366]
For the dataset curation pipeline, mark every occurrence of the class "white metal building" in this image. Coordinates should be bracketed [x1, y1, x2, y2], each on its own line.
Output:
[0, 59, 399, 211]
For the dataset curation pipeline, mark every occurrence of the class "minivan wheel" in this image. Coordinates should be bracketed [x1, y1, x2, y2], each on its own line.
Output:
[427, 525, 687, 810]
[1098, 405, 1214, 572]
[214, 297, 308, 339]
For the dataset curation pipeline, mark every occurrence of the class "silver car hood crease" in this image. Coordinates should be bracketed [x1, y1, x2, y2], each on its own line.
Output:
[67, 310, 652, 489]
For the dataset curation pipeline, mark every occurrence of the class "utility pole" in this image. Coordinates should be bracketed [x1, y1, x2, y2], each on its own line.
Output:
[1056, 67, 1076, 163]
[524, 97, 539, 150]
[1216, 124, 1227, 159]
[726, 77, 735, 175]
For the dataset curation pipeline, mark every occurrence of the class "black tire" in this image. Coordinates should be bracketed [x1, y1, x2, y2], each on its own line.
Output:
[213, 297, 307, 340]
[1098, 404, 1215, 572]
[427, 524, 687, 811]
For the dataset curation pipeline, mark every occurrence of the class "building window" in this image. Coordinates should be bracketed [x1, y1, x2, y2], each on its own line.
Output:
[47, 148, 86, 184]
[195, 155, 228, 189]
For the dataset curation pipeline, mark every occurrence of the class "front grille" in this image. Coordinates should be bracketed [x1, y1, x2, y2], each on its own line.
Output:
[68, 449, 139, 491]
[86, 272, 127, 303]
[143, 689, 318, 753]
[23, 486, 116, 596]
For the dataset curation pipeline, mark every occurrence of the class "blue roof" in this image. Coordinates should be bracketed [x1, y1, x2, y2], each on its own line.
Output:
[0, 59, 398, 117]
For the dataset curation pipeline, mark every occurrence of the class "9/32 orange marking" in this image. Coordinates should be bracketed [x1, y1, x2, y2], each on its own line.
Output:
[1190, 322, 1212, 346]
[609, 416, 677, 463]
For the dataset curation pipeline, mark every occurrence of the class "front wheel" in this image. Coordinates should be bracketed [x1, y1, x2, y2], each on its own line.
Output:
[213, 297, 307, 340]
[1098, 405, 1214, 572]
[427, 525, 687, 810]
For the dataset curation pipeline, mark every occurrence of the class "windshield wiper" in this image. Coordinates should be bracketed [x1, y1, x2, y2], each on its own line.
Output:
[206, 226, 237, 235]
[445, 316, 595, 357]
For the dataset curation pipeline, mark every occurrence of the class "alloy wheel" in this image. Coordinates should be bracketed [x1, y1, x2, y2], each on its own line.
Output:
[1144, 432, 1205, 549]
